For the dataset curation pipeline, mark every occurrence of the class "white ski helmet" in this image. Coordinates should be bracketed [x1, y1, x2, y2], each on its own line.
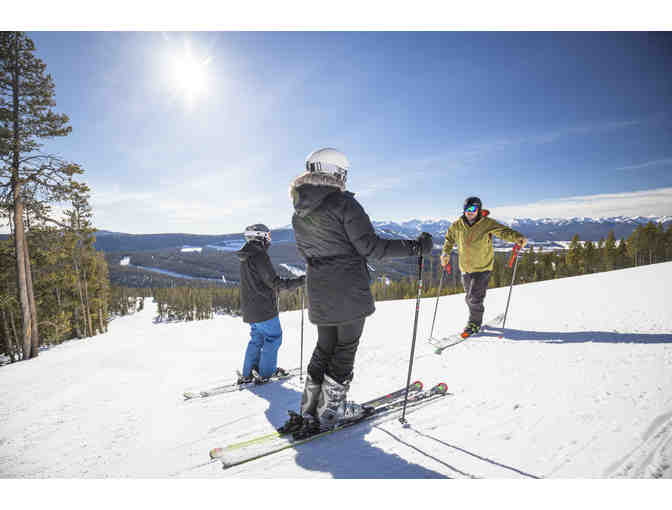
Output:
[305, 147, 350, 184]
[244, 223, 271, 245]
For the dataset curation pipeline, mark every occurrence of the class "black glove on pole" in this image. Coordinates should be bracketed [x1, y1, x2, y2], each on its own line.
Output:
[400, 254, 424, 425]
[408, 232, 433, 256]
[429, 267, 445, 340]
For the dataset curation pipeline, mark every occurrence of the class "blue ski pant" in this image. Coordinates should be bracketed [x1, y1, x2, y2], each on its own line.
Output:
[242, 315, 283, 378]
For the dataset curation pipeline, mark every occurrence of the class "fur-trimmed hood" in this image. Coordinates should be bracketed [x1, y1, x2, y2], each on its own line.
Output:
[289, 172, 347, 217]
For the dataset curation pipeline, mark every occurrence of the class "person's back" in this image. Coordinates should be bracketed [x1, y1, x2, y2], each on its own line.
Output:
[281, 148, 432, 438]
[236, 239, 278, 324]
[235, 224, 304, 382]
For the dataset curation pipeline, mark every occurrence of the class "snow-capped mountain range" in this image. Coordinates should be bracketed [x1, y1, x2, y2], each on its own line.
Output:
[91, 215, 671, 255]
[371, 215, 672, 242]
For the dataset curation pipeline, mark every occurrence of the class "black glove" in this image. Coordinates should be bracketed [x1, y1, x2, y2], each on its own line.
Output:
[408, 232, 433, 256]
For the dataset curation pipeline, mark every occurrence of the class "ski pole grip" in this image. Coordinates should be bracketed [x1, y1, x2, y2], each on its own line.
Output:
[508, 244, 521, 268]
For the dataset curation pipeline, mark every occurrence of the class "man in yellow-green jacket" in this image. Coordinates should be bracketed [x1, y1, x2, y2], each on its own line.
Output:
[440, 196, 527, 336]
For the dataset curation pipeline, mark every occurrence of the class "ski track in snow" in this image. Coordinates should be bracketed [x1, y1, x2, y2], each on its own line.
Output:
[1, 262, 671, 478]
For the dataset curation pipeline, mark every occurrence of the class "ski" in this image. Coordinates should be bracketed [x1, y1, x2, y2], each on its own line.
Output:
[183, 367, 302, 400]
[429, 313, 505, 354]
[209, 382, 448, 470]
[208, 380, 425, 456]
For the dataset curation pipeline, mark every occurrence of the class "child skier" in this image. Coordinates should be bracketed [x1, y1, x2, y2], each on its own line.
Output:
[236, 224, 305, 384]
[440, 196, 527, 337]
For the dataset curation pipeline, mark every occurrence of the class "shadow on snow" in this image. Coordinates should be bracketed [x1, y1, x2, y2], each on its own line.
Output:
[479, 328, 672, 344]
[247, 382, 449, 478]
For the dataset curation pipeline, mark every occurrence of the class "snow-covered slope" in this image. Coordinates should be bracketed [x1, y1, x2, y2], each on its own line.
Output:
[1, 263, 671, 479]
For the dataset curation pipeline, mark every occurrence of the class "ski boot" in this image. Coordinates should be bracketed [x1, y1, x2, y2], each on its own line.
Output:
[273, 367, 290, 377]
[236, 374, 255, 385]
[252, 367, 289, 384]
[461, 322, 481, 338]
[277, 373, 322, 438]
[277, 410, 304, 435]
[292, 414, 321, 440]
[316, 374, 365, 430]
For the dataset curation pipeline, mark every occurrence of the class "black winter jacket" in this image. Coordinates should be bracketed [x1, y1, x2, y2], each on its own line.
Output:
[236, 241, 305, 324]
[290, 172, 415, 326]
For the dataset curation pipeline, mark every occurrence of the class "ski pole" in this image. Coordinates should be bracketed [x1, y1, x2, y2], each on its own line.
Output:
[502, 244, 521, 331]
[428, 267, 445, 340]
[400, 254, 424, 425]
[299, 283, 305, 382]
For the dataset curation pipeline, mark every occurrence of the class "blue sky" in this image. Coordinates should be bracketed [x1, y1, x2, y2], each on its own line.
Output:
[22, 30, 672, 234]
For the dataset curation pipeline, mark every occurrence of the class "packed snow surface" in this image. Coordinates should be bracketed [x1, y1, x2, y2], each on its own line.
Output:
[1, 263, 671, 479]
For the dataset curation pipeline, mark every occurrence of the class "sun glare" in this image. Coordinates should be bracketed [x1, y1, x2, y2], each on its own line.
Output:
[167, 48, 211, 105]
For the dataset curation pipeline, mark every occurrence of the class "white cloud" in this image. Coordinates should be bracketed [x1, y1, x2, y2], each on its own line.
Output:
[491, 187, 672, 222]
[3, 186, 670, 236]
[615, 158, 672, 171]
[85, 152, 294, 234]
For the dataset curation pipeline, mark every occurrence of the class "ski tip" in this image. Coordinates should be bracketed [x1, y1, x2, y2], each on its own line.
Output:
[209, 448, 223, 460]
[412, 380, 424, 390]
[434, 348, 443, 355]
[183, 392, 196, 400]
[435, 383, 448, 394]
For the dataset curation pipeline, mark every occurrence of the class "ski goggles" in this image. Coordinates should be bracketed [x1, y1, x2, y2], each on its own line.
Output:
[464, 205, 479, 213]
[306, 161, 348, 182]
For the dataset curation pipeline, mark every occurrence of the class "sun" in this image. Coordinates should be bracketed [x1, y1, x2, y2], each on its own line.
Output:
[167, 48, 211, 104]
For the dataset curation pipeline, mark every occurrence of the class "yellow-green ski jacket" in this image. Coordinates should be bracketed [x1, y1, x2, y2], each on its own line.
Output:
[442, 210, 524, 274]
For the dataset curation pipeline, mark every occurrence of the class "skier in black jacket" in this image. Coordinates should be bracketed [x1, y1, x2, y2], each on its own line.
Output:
[236, 224, 305, 383]
[279, 148, 433, 438]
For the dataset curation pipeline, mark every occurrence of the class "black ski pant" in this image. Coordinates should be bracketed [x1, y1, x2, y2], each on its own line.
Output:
[307, 318, 365, 385]
[461, 271, 491, 327]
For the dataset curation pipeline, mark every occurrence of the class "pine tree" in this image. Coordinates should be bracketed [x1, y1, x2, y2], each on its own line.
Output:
[615, 238, 629, 269]
[583, 240, 597, 274]
[626, 225, 643, 266]
[566, 234, 583, 275]
[604, 230, 617, 271]
[665, 224, 672, 262]
[0, 32, 82, 359]
[640, 222, 659, 264]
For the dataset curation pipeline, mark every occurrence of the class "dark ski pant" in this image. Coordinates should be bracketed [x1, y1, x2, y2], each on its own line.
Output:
[307, 318, 366, 385]
[462, 270, 491, 327]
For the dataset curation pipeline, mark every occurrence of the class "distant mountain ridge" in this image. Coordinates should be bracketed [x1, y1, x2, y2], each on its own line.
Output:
[373, 215, 672, 242]
[90, 215, 671, 253]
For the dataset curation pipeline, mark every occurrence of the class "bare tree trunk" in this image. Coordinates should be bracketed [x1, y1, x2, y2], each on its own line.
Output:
[23, 237, 40, 356]
[10, 51, 32, 359]
[12, 198, 32, 359]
